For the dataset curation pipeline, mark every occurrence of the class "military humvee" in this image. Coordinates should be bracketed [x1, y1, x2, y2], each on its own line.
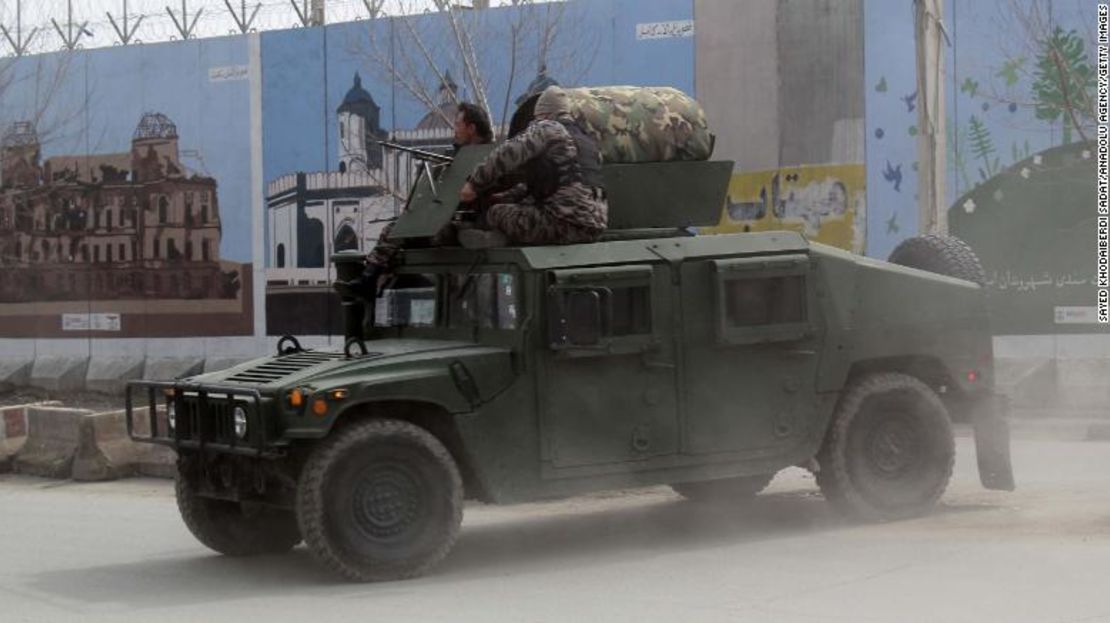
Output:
[127, 140, 1013, 583]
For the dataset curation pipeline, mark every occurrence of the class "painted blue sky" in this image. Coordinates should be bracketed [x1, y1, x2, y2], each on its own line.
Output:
[260, 0, 695, 183]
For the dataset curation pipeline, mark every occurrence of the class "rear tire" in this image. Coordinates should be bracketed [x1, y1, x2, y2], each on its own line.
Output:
[888, 234, 985, 285]
[816, 373, 954, 521]
[175, 458, 301, 557]
[671, 473, 775, 504]
[296, 419, 463, 582]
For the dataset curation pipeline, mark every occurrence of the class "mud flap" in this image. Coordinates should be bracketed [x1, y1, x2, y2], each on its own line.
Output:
[972, 394, 1015, 491]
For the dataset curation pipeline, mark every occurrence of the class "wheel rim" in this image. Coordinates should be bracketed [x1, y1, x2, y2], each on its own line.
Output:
[351, 462, 425, 541]
[864, 415, 922, 478]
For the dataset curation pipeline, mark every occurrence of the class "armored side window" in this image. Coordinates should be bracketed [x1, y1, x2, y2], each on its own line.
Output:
[712, 255, 813, 345]
[722, 275, 806, 327]
[448, 272, 519, 331]
[548, 265, 654, 350]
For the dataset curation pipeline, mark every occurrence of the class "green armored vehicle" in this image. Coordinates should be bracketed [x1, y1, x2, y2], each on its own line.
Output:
[127, 89, 1013, 582]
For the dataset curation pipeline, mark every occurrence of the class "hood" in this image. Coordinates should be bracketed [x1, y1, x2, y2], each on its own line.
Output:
[191, 339, 512, 393]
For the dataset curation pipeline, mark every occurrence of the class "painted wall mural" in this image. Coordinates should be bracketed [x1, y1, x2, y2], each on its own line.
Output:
[260, 0, 696, 336]
[0, 38, 254, 338]
[706, 164, 866, 254]
[866, 0, 1100, 334]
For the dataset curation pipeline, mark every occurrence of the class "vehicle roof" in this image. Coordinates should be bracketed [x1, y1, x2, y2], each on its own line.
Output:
[401, 231, 810, 270]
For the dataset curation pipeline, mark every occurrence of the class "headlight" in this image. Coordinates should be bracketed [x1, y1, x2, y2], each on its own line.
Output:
[167, 401, 176, 432]
[233, 405, 248, 439]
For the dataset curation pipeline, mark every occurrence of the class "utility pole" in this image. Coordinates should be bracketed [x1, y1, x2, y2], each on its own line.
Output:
[914, 0, 948, 235]
[52, 0, 94, 51]
[225, 0, 262, 34]
[0, 0, 41, 56]
[311, 0, 326, 27]
[167, 1, 204, 40]
[107, 0, 145, 45]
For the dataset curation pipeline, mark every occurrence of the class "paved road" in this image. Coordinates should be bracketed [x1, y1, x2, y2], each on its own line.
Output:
[2, 436, 1109, 623]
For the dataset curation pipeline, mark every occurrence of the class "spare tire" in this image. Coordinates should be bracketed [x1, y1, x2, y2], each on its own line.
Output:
[888, 234, 985, 285]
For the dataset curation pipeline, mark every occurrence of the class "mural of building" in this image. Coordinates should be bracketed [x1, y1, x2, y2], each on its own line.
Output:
[265, 73, 455, 334]
[0, 113, 252, 337]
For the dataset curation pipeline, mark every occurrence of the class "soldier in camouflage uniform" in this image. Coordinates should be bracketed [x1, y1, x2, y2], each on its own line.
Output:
[458, 86, 607, 247]
[338, 103, 492, 299]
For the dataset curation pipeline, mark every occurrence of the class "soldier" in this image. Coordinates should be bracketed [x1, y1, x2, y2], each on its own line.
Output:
[456, 85, 608, 248]
[339, 103, 493, 298]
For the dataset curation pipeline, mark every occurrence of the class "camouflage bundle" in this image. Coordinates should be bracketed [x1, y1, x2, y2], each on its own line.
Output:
[563, 86, 713, 164]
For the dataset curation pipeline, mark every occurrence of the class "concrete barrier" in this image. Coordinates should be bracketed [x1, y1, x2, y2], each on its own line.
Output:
[143, 358, 204, 382]
[12, 405, 177, 481]
[0, 359, 33, 391]
[28, 356, 90, 392]
[96, 407, 177, 479]
[0, 402, 62, 473]
[85, 357, 145, 395]
[13, 406, 93, 478]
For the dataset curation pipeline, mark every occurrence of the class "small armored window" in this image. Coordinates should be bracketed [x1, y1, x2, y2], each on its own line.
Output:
[711, 255, 811, 345]
[722, 276, 806, 327]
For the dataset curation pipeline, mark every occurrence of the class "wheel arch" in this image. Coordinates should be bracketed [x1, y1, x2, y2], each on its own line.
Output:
[327, 399, 491, 502]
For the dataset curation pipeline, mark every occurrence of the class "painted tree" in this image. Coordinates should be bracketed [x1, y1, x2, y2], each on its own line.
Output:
[967, 115, 1000, 182]
[346, 0, 598, 135]
[1031, 27, 1095, 144]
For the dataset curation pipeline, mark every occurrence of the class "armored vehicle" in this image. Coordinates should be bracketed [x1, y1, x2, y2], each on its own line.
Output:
[127, 91, 1013, 582]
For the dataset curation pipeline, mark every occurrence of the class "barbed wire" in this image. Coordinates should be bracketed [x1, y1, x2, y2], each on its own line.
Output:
[0, 0, 519, 56]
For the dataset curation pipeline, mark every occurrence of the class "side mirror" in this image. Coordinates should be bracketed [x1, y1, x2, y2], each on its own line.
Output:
[548, 287, 607, 348]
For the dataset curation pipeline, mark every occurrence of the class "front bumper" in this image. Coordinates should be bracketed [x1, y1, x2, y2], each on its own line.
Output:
[125, 380, 281, 458]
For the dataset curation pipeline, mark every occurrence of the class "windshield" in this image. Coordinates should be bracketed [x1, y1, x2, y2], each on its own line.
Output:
[374, 271, 519, 331]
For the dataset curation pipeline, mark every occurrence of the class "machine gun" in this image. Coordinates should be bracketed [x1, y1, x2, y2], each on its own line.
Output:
[377, 141, 454, 164]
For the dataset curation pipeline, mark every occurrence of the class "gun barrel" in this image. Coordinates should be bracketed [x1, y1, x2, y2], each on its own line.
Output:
[378, 141, 454, 163]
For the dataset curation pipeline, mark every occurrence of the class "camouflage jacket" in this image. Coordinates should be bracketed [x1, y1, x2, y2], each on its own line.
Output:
[469, 117, 607, 231]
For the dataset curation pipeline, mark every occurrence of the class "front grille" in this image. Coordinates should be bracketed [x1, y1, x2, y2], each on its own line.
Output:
[225, 350, 347, 384]
[178, 396, 238, 445]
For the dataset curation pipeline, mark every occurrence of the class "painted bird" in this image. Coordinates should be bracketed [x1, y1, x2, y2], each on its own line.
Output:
[882, 160, 903, 192]
[902, 90, 917, 113]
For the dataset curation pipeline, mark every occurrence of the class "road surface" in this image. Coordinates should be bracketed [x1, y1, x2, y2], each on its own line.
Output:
[2, 435, 1109, 623]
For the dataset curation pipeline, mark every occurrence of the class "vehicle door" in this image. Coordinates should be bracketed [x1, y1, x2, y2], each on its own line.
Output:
[539, 264, 680, 471]
[680, 254, 822, 455]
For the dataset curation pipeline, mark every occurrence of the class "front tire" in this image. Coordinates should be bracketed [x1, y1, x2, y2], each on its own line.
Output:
[816, 373, 954, 521]
[175, 457, 302, 557]
[296, 419, 463, 582]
